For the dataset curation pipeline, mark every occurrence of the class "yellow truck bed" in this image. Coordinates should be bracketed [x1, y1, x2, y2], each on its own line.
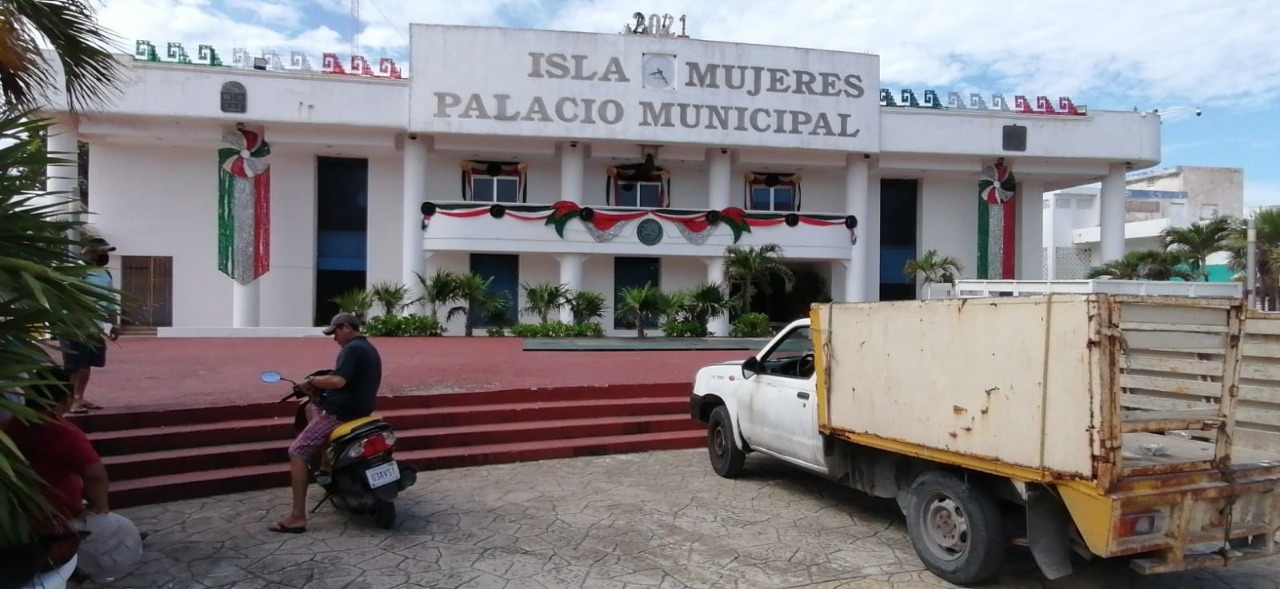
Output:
[812, 294, 1280, 572]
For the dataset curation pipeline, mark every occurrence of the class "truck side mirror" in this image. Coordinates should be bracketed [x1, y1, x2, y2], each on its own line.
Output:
[741, 356, 760, 379]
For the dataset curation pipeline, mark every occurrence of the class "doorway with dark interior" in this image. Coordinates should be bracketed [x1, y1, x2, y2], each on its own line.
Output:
[314, 156, 369, 326]
[879, 179, 919, 301]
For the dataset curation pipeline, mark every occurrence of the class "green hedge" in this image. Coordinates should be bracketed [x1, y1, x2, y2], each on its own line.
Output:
[509, 321, 605, 338]
[363, 314, 445, 337]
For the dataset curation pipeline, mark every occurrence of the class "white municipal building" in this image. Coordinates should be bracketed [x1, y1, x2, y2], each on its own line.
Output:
[39, 19, 1161, 337]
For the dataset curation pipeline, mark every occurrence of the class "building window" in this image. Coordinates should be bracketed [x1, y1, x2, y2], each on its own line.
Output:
[607, 155, 670, 207]
[461, 160, 526, 203]
[472, 176, 520, 203]
[615, 181, 664, 208]
[744, 172, 801, 211]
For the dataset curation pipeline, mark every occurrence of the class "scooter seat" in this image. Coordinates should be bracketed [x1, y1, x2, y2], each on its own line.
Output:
[328, 416, 380, 441]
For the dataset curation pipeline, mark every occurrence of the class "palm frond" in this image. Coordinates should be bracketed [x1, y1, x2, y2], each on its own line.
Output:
[0, 0, 127, 112]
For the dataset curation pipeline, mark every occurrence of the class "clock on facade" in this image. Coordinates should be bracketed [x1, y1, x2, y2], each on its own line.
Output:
[641, 54, 676, 90]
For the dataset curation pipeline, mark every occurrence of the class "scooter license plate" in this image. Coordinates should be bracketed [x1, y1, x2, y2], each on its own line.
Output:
[364, 461, 401, 489]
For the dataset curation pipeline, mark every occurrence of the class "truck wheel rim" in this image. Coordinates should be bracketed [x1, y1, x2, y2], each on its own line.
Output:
[920, 493, 969, 561]
[712, 425, 727, 457]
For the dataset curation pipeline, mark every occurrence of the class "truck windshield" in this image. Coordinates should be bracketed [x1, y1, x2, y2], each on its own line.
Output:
[768, 327, 812, 357]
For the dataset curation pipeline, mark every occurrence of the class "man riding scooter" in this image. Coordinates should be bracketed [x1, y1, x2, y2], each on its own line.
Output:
[270, 312, 382, 534]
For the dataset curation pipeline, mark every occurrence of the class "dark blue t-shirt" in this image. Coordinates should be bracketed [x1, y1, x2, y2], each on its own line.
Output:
[319, 336, 382, 421]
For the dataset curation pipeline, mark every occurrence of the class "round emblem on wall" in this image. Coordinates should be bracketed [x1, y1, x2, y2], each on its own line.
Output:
[636, 218, 664, 246]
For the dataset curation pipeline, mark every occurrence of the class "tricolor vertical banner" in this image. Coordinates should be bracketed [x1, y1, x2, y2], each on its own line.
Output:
[217, 125, 272, 284]
[977, 160, 1017, 279]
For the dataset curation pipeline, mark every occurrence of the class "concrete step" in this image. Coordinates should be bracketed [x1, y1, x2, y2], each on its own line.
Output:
[109, 429, 707, 508]
[72, 382, 690, 433]
[102, 413, 703, 482]
[89, 397, 691, 456]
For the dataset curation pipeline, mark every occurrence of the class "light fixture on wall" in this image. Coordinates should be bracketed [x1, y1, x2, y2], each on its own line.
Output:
[638, 144, 662, 161]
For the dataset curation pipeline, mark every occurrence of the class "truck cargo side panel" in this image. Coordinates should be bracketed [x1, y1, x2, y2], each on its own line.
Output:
[819, 296, 1098, 477]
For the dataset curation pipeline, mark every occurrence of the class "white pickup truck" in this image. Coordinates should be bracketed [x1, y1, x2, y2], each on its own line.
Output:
[690, 284, 1280, 586]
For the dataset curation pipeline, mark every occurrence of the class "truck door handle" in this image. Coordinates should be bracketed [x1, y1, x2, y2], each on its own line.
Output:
[797, 392, 810, 400]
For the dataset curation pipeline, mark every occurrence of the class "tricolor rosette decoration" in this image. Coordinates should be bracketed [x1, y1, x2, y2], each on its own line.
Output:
[977, 159, 1017, 280]
[217, 125, 272, 284]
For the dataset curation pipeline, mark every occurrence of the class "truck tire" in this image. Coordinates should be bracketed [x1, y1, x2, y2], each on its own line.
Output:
[707, 405, 746, 478]
[904, 470, 1006, 586]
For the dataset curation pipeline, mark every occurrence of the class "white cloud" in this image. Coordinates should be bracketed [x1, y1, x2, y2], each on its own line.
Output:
[94, 0, 1280, 110]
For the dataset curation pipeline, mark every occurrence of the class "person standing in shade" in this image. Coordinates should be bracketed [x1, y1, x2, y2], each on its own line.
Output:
[61, 238, 120, 415]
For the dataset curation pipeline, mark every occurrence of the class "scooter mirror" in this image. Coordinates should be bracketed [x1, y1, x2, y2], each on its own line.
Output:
[259, 371, 282, 384]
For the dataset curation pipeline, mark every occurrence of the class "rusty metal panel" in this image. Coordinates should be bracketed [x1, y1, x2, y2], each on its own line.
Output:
[818, 295, 1099, 477]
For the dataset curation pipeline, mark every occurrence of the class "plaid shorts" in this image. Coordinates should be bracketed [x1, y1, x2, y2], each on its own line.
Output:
[288, 409, 341, 461]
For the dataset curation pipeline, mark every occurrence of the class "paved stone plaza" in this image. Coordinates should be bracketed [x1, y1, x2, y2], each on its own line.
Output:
[109, 450, 1279, 589]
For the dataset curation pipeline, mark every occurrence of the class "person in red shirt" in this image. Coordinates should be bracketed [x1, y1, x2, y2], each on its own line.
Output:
[2, 366, 143, 587]
[4, 367, 110, 523]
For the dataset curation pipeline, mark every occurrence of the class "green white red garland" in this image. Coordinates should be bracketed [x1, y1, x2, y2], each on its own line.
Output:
[420, 201, 858, 245]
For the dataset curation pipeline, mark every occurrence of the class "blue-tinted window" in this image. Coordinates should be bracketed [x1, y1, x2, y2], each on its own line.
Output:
[750, 186, 795, 212]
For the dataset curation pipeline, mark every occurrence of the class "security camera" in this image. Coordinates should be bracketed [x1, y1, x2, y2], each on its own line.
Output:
[408, 133, 418, 140]
[1195, 108, 1202, 117]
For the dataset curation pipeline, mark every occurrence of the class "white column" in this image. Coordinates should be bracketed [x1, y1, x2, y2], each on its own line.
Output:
[556, 254, 586, 323]
[1099, 163, 1128, 264]
[708, 148, 732, 210]
[844, 154, 871, 302]
[705, 256, 730, 336]
[232, 280, 260, 327]
[402, 135, 429, 314]
[560, 142, 585, 204]
[45, 118, 79, 214]
[1044, 193, 1057, 279]
[1017, 180, 1045, 280]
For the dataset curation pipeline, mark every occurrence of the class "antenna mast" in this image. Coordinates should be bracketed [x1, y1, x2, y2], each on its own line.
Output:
[351, 0, 360, 56]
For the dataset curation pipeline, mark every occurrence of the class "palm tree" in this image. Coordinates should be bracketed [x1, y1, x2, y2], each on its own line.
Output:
[329, 288, 373, 320]
[0, 0, 127, 112]
[722, 244, 795, 316]
[1225, 211, 1280, 308]
[521, 281, 569, 324]
[446, 273, 511, 337]
[0, 0, 130, 560]
[903, 249, 963, 298]
[676, 283, 730, 330]
[1088, 249, 1198, 281]
[415, 268, 461, 319]
[1160, 216, 1232, 281]
[369, 281, 410, 317]
[567, 290, 606, 325]
[616, 284, 666, 337]
[0, 118, 120, 558]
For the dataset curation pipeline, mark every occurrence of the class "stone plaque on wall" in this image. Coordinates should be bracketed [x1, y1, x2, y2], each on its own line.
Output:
[220, 81, 247, 113]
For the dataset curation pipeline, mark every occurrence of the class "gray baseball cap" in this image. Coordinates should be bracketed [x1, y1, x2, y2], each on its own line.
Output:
[84, 237, 115, 252]
[322, 312, 362, 335]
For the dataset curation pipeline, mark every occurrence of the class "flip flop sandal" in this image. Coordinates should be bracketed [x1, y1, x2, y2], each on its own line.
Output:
[70, 407, 89, 415]
[268, 523, 307, 534]
[82, 402, 103, 410]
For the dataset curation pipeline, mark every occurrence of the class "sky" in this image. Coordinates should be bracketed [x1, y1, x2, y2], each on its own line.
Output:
[92, 0, 1280, 208]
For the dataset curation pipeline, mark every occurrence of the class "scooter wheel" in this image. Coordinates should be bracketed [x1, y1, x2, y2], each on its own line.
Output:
[373, 500, 396, 530]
